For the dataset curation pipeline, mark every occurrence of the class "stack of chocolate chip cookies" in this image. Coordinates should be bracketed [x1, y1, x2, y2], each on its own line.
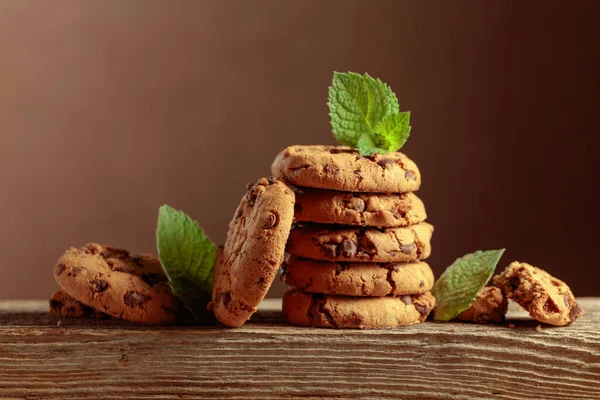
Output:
[272, 145, 436, 329]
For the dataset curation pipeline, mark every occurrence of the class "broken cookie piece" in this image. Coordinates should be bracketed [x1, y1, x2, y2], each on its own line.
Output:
[456, 286, 507, 323]
[493, 262, 584, 326]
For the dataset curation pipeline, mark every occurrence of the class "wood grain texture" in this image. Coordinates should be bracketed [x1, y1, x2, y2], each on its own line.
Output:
[0, 298, 599, 400]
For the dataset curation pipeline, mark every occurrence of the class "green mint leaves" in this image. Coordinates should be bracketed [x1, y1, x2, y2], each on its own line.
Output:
[156, 205, 217, 322]
[328, 72, 411, 156]
[432, 249, 506, 321]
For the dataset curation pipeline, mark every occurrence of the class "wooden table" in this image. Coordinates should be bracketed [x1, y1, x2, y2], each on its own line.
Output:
[0, 299, 598, 400]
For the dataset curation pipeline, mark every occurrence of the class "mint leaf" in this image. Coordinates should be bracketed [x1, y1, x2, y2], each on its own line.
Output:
[373, 112, 411, 152]
[432, 249, 506, 321]
[328, 71, 410, 155]
[328, 72, 372, 146]
[156, 204, 217, 322]
[357, 134, 386, 156]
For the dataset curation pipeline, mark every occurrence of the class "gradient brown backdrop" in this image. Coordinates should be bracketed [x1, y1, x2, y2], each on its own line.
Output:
[1, 1, 598, 299]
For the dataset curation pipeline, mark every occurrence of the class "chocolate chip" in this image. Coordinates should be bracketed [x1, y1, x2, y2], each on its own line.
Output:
[130, 256, 147, 268]
[90, 279, 109, 293]
[100, 246, 130, 260]
[346, 197, 365, 212]
[262, 212, 279, 229]
[141, 273, 166, 287]
[335, 263, 350, 275]
[377, 159, 395, 168]
[405, 170, 416, 180]
[222, 291, 232, 307]
[568, 302, 582, 322]
[294, 203, 303, 215]
[390, 264, 401, 272]
[55, 263, 66, 276]
[391, 208, 404, 219]
[509, 277, 520, 291]
[49, 299, 63, 311]
[328, 147, 354, 154]
[400, 243, 416, 255]
[267, 177, 277, 184]
[324, 164, 340, 175]
[414, 304, 429, 316]
[476, 314, 492, 323]
[353, 170, 364, 181]
[543, 298, 559, 313]
[107, 261, 134, 273]
[419, 280, 425, 287]
[563, 294, 570, 307]
[83, 244, 101, 255]
[320, 243, 339, 258]
[123, 291, 145, 307]
[400, 295, 412, 305]
[340, 239, 357, 258]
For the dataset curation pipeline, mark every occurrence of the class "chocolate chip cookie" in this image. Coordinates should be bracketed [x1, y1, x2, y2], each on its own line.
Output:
[493, 262, 584, 326]
[294, 189, 426, 227]
[271, 145, 421, 193]
[283, 290, 435, 328]
[208, 177, 295, 327]
[54, 243, 182, 324]
[283, 257, 434, 297]
[456, 286, 507, 323]
[287, 223, 433, 262]
[50, 290, 108, 319]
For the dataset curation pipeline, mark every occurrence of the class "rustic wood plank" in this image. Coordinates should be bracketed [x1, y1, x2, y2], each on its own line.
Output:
[0, 298, 598, 400]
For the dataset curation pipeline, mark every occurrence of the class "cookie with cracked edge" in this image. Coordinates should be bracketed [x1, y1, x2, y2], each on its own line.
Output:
[287, 222, 433, 263]
[271, 145, 421, 193]
[208, 177, 295, 327]
[493, 262, 584, 326]
[283, 257, 434, 297]
[282, 290, 435, 329]
[294, 189, 427, 227]
[50, 290, 109, 319]
[456, 287, 507, 323]
[53, 243, 182, 324]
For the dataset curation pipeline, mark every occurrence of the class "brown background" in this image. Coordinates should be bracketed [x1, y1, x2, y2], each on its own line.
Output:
[1, 1, 598, 299]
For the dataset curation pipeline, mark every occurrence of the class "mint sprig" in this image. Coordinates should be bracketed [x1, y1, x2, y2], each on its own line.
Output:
[432, 249, 506, 321]
[328, 72, 411, 156]
[156, 205, 216, 322]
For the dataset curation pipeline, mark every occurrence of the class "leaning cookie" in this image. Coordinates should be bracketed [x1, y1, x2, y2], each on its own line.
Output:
[283, 291, 435, 329]
[50, 290, 108, 319]
[208, 177, 295, 327]
[294, 189, 427, 227]
[283, 258, 434, 297]
[271, 145, 421, 193]
[456, 287, 507, 323]
[493, 262, 583, 326]
[53, 243, 182, 324]
[287, 223, 433, 263]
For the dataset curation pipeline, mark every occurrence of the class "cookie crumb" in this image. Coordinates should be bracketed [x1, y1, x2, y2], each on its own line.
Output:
[508, 323, 515, 329]
[535, 324, 542, 332]
[56, 320, 63, 327]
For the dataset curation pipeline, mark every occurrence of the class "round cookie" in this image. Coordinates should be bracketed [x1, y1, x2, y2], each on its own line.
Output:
[50, 290, 108, 319]
[282, 291, 435, 329]
[271, 145, 421, 193]
[493, 262, 584, 326]
[287, 223, 433, 263]
[53, 243, 182, 324]
[294, 189, 426, 227]
[283, 258, 434, 296]
[456, 286, 507, 323]
[208, 177, 295, 327]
